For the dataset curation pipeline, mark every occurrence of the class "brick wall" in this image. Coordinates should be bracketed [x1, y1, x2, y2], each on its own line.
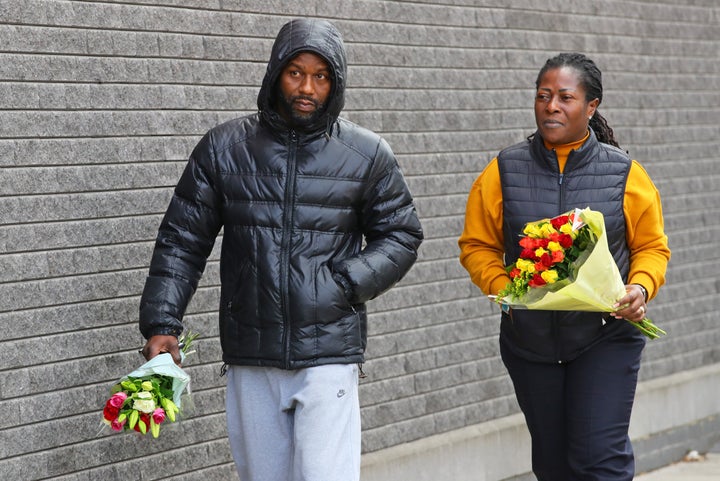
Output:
[1, 1, 719, 479]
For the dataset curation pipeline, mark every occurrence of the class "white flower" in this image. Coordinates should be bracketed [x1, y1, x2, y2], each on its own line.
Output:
[132, 391, 156, 413]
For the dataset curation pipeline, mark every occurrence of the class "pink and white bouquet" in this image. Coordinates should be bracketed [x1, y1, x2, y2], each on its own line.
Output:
[102, 333, 197, 437]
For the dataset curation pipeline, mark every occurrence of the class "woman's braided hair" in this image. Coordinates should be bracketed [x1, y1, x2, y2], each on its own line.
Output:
[535, 52, 620, 148]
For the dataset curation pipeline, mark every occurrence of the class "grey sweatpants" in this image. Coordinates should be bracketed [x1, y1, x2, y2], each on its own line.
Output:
[225, 364, 361, 481]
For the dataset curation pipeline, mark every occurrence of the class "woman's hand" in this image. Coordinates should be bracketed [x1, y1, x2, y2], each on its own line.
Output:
[611, 284, 648, 322]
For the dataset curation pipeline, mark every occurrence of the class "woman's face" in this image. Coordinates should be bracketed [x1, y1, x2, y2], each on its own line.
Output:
[534, 66, 599, 145]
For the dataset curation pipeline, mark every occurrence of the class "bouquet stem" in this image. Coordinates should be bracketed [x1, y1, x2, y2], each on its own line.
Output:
[630, 317, 667, 340]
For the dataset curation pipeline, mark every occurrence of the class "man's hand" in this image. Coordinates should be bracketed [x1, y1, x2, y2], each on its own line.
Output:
[141, 335, 182, 366]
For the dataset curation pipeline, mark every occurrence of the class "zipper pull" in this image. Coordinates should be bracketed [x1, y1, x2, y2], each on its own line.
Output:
[558, 173, 564, 185]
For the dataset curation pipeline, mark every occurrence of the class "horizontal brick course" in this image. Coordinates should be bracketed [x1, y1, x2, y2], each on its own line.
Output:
[2, 1, 718, 479]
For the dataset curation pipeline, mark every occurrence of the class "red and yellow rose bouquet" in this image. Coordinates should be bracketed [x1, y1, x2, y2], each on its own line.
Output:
[102, 332, 198, 437]
[494, 208, 665, 339]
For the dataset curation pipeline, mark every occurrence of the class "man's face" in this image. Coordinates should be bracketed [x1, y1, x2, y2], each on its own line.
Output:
[276, 52, 332, 129]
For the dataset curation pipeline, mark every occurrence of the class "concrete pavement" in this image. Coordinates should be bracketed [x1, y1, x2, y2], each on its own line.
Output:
[634, 444, 720, 480]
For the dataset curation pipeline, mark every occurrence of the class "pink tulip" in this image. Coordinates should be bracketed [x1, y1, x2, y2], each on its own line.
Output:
[111, 417, 126, 431]
[108, 392, 128, 409]
[152, 407, 166, 424]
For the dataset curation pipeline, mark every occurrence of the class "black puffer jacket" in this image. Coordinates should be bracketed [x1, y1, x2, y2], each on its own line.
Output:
[139, 19, 423, 369]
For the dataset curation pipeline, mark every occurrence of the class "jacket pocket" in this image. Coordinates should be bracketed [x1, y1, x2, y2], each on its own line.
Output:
[314, 262, 356, 323]
[226, 260, 260, 324]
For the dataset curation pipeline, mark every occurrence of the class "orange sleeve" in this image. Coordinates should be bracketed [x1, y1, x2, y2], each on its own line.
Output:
[458, 158, 511, 295]
[624, 160, 671, 300]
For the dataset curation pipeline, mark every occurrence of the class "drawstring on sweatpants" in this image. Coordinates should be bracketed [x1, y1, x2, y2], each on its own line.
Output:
[221, 362, 366, 379]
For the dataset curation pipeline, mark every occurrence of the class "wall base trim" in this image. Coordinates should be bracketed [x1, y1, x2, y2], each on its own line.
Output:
[361, 363, 720, 481]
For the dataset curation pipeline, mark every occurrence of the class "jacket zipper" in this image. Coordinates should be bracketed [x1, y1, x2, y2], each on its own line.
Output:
[280, 131, 299, 369]
[554, 148, 565, 211]
[554, 149, 564, 363]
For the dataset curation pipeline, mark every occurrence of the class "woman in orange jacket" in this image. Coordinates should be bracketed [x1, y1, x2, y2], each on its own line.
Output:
[459, 53, 670, 481]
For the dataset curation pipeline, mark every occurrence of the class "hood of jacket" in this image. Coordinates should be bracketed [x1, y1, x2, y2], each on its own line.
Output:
[257, 18, 347, 135]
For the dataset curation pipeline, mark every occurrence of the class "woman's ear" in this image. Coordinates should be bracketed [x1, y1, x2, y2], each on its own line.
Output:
[587, 98, 600, 119]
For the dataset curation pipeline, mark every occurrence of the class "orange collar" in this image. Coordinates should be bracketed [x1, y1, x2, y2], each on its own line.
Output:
[544, 130, 590, 172]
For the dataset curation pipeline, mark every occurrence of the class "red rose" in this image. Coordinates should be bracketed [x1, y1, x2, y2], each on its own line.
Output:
[551, 215, 569, 230]
[528, 273, 546, 287]
[559, 233, 573, 248]
[519, 237, 535, 249]
[103, 404, 120, 421]
[539, 252, 553, 267]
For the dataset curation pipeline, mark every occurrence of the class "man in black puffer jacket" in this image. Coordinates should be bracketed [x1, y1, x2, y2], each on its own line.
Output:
[138, 18, 423, 481]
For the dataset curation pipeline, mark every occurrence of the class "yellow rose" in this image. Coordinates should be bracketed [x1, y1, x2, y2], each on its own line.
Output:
[522, 225, 536, 237]
[547, 241, 562, 252]
[541, 270, 559, 284]
[516, 259, 535, 274]
[539, 223, 557, 237]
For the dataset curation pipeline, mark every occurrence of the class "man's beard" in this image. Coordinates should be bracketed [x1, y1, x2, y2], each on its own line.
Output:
[277, 94, 327, 129]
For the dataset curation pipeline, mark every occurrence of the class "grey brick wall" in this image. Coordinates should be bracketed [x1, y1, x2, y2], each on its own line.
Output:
[1, 1, 718, 479]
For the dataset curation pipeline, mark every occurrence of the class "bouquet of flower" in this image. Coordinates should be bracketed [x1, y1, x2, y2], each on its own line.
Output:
[102, 332, 198, 437]
[494, 208, 666, 339]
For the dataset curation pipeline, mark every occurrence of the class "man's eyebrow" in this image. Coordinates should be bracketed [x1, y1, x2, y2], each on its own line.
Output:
[283, 61, 330, 74]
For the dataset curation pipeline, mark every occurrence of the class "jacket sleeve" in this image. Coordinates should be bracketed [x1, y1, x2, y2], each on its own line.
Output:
[457, 158, 511, 296]
[331, 138, 423, 304]
[624, 160, 671, 300]
[139, 131, 223, 339]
